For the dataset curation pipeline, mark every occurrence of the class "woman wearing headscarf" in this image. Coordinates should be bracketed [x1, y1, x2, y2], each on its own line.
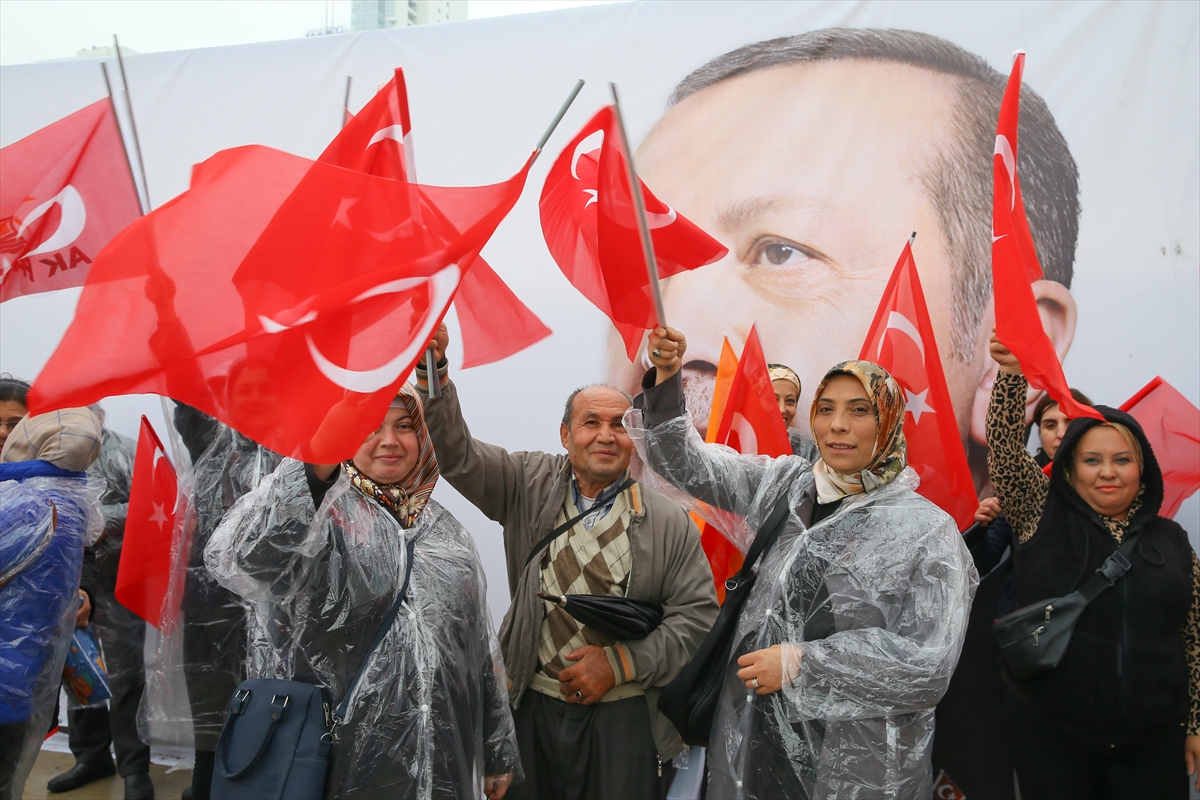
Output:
[768, 364, 820, 463]
[0, 408, 104, 799]
[631, 327, 976, 799]
[986, 335, 1198, 798]
[205, 384, 520, 800]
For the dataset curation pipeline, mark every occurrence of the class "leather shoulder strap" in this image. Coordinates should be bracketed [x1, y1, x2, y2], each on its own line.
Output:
[732, 493, 792, 582]
[523, 476, 636, 568]
[334, 536, 417, 724]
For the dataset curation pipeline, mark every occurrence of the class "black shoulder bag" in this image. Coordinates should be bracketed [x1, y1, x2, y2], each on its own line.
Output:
[212, 538, 417, 800]
[992, 532, 1139, 681]
[657, 493, 793, 746]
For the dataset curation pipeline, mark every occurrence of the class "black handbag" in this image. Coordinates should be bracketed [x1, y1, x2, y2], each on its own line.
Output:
[212, 538, 417, 800]
[992, 532, 1139, 681]
[657, 494, 792, 746]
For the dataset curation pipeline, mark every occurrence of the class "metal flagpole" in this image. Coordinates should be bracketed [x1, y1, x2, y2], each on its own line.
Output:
[100, 62, 145, 216]
[113, 34, 151, 210]
[342, 76, 353, 128]
[608, 83, 666, 329]
[532, 79, 585, 160]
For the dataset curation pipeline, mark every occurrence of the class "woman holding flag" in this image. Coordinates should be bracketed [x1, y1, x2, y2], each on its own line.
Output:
[987, 334, 1199, 797]
[629, 326, 976, 799]
[204, 383, 519, 800]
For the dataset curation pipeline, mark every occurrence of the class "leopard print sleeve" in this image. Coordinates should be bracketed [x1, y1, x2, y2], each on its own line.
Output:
[1185, 550, 1200, 735]
[985, 372, 1048, 545]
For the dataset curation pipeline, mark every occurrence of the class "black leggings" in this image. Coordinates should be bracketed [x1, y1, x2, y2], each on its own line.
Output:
[1006, 690, 1187, 800]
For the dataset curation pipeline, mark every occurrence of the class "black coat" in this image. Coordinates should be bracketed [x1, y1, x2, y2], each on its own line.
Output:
[1011, 406, 1193, 738]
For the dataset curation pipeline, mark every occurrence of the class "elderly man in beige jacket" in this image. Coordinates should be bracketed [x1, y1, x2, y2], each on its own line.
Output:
[416, 325, 717, 800]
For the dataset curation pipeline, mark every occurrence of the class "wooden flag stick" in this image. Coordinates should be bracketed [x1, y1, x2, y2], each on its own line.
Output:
[609, 83, 666, 330]
[113, 34, 151, 210]
[100, 62, 145, 216]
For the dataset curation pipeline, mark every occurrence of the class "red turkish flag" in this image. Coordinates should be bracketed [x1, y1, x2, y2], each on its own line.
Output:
[539, 106, 727, 361]
[320, 67, 415, 181]
[992, 53, 1102, 422]
[0, 98, 141, 302]
[694, 337, 744, 604]
[325, 68, 550, 368]
[714, 325, 792, 460]
[1120, 377, 1200, 519]
[28, 145, 532, 461]
[860, 240, 978, 530]
[116, 416, 177, 628]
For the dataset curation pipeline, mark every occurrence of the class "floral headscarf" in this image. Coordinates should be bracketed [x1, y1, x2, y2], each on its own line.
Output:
[808, 360, 907, 504]
[768, 364, 802, 394]
[343, 384, 439, 528]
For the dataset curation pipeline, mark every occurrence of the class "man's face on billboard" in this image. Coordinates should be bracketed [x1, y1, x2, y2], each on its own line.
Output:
[606, 60, 989, 446]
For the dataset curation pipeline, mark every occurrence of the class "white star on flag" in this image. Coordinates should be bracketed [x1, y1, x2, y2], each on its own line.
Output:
[332, 196, 358, 228]
[905, 388, 934, 425]
[148, 501, 170, 530]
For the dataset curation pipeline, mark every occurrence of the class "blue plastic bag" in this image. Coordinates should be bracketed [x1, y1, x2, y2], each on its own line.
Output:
[63, 626, 112, 705]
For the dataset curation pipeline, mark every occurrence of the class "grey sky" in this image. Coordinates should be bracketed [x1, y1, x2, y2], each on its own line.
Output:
[0, 1, 617, 66]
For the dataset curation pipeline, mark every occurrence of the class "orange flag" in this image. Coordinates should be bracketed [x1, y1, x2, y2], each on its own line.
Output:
[693, 338, 742, 603]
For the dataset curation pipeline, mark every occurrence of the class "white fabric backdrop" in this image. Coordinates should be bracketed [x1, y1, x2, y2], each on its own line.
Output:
[2, 0, 1197, 623]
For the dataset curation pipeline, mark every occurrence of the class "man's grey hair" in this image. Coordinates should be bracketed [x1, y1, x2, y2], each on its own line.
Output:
[669, 28, 1079, 361]
[562, 384, 635, 427]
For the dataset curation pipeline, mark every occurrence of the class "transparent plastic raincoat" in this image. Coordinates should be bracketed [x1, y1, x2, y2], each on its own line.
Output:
[629, 406, 977, 799]
[82, 428, 145, 696]
[0, 409, 104, 799]
[205, 458, 521, 799]
[141, 404, 282, 749]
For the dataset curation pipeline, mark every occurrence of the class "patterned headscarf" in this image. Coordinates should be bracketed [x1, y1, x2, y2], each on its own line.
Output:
[808, 360, 907, 503]
[343, 384, 439, 528]
[767, 364, 802, 394]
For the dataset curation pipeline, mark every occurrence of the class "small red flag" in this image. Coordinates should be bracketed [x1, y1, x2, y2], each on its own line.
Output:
[992, 53, 1102, 422]
[539, 106, 726, 361]
[1, 98, 141, 302]
[713, 325, 792, 460]
[116, 416, 177, 628]
[1120, 377, 1200, 519]
[325, 68, 550, 368]
[28, 145, 532, 462]
[860, 240, 978, 530]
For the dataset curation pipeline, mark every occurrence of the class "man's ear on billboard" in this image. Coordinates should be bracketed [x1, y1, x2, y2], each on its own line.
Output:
[968, 280, 1077, 446]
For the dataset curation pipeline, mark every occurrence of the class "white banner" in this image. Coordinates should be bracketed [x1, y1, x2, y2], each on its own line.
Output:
[2, 0, 1197, 621]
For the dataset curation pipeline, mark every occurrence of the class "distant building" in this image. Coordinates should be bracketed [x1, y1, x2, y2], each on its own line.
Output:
[74, 45, 139, 59]
[351, 0, 466, 31]
[307, 25, 348, 37]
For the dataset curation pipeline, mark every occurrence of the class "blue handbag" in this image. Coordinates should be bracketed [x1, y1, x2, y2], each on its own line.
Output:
[211, 539, 416, 800]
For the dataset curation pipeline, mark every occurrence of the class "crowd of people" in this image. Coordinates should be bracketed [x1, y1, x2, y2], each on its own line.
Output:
[1, 317, 1196, 800]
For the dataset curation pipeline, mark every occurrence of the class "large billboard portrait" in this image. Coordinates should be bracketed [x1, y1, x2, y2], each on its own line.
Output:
[606, 28, 1082, 495]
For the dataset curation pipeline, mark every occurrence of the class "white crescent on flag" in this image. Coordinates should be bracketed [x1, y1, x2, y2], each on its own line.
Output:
[17, 185, 87, 258]
[994, 134, 1017, 211]
[730, 411, 759, 456]
[367, 125, 407, 148]
[571, 130, 604, 180]
[569, 127, 677, 226]
[305, 262, 461, 393]
[882, 311, 925, 365]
